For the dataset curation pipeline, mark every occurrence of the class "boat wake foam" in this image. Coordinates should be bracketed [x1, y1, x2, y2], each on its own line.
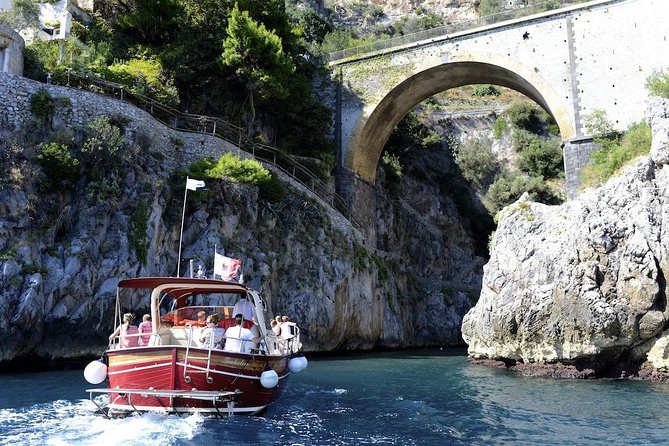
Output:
[0, 399, 206, 445]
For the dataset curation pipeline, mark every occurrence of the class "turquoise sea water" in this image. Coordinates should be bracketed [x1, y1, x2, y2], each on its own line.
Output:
[1, 349, 668, 445]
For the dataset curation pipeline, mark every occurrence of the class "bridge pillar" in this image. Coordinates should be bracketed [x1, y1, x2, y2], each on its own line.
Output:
[335, 167, 377, 245]
[563, 138, 599, 199]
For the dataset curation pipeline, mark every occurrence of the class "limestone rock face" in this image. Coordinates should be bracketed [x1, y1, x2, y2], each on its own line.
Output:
[462, 98, 669, 375]
[0, 76, 484, 364]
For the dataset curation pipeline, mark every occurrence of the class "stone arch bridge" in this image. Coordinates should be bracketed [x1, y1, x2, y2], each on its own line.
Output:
[331, 0, 669, 218]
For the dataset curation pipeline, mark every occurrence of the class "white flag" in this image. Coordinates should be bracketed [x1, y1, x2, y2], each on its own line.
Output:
[186, 178, 205, 191]
[214, 253, 241, 281]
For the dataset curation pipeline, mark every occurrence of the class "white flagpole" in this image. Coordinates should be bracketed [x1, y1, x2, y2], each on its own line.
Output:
[213, 244, 217, 279]
[176, 176, 189, 277]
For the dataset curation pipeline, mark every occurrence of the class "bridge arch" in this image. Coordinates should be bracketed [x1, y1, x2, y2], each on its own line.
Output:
[344, 57, 575, 184]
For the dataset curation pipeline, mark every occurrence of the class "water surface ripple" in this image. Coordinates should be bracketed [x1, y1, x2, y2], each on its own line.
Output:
[1, 349, 667, 445]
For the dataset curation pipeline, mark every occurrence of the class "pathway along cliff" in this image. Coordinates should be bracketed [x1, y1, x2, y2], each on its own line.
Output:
[0, 74, 484, 368]
[462, 98, 669, 381]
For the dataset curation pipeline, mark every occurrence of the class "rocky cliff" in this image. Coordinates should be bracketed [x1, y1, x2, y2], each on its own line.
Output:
[462, 97, 669, 380]
[0, 74, 484, 365]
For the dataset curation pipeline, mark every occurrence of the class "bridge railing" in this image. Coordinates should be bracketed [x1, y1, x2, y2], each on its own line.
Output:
[329, 0, 587, 62]
[62, 70, 362, 229]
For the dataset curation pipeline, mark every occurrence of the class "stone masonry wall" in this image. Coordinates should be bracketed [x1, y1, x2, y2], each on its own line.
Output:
[0, 72, 358, 236]
[563, 138, 599, 198]
[337, 0, 669, 196]
[0, 72, 237, 169]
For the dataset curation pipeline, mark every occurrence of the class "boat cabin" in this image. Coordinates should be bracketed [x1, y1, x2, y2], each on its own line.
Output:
[109, 277, 299, 355]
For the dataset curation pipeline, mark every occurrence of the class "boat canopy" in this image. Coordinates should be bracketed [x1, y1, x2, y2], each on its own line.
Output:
[116, 277, 266, 335]
[118, 277, 249, 293]
[118, 277, 250, 308]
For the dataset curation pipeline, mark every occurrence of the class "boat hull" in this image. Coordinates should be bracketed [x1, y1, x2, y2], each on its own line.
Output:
[103, 346, 290, 415]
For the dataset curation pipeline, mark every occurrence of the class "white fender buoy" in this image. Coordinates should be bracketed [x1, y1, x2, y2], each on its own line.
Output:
[298, 355, 308, 371]
[260, 369, 279, 388]
[84, 360, 108, 384]
[288, 357, 302, 373]
[288, 354, 308, 373]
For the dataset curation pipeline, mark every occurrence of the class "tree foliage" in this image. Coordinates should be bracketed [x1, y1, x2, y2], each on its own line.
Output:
[484, 172, 562, 215]
[454, 137, 498, 188]
[646, 68, 669, 98]
[506, 101, 544, 134]
[476, 0, 503, 16]
[580, 121, 652, 188]
[583, 109, 615, 138]
[518, 138, 563, 180]
[36, 142, 79, 189]
[115, 0, 183, 48]
[220, 4, 295, 102]
[0, 0, 40, 30]
[80, 116, 125, 178]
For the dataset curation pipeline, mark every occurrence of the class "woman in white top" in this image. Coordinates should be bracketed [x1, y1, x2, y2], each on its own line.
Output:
[199, 314, 225, 349]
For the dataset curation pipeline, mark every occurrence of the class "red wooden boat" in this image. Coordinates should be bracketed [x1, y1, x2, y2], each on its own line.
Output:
[84, 277, 307, 417]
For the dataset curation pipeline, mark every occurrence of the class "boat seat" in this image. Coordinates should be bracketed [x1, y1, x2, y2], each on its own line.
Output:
[148, 329, 171, 347]
[169, 327, 198, 347]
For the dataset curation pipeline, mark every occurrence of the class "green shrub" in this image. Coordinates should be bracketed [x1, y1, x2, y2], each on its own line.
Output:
[36, 142, 80, 189]
[583, 109, 615, 138]
[511, 128, 538, 152]
[454, 137, 497, 188]
[381, 152, 403, 179]
[477, 0, 503, 16]
[547, 122, 560, 137]
[206, 153, 271, 184]
[645, 68, 669, 98]
[29, 88, 55, 124]
[505, 101, 543, 134]
[485, 172, 563, 215]
[493, 116, 507, 140]
[472, 84, 500, 97]
[80, 116, 125, 177]
[86, 176, 121, 201]
[21, 264, 47, 276]
[542, 111, 560, 137]
[580, 121, 652, 188]
[518, 139, 563, 180]
[296, 156, 333, 182]
[258, 172, 287, 202]
[535, 0, 562, 12]
[188, 157, 216, 180]
[106, 57, 180, 107]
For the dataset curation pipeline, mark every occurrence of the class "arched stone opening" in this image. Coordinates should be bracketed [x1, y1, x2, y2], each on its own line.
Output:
[0, 23, 25, 75]
[344, 60, 574, 184]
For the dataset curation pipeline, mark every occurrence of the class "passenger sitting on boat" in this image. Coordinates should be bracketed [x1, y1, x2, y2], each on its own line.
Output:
[199, 314, 225, 349]
[271, 319, 281, 336]
[138, 314, 152, 346]
[219, 315, 254, 330]
[223, 314, 259, 353]
[179, 310, 207, 327]
[109, 312, 139, 349]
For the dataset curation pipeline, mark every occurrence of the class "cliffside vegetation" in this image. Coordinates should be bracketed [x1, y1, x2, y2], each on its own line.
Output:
[8, 0, 669, 235]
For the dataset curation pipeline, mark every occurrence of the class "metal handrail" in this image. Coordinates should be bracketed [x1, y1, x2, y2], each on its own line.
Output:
[328, 0, 594, 63]
[61, 70, 362, 229]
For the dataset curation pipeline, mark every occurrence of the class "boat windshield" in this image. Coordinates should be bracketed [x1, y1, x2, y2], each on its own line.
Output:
[161, 305, 236, 327]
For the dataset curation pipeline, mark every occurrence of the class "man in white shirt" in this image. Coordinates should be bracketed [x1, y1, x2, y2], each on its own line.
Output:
[232, 297, 255, 321]
[224, 314, 259, 353]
